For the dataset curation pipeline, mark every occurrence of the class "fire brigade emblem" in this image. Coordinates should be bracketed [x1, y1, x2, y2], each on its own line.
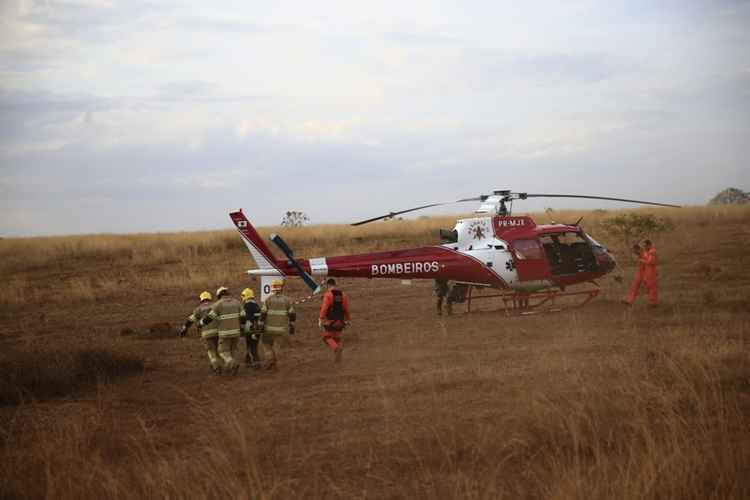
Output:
[468, 220, 486, 240]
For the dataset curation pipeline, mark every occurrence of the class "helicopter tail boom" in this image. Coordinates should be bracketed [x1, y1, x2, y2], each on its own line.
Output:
[229, 210, 286, 276]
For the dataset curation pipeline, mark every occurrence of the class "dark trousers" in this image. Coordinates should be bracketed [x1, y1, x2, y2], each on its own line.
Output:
[245, 334, 260, 363]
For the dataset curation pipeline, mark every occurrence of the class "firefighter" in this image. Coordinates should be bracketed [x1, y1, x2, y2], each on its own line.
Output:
[178, 291, 221, 373]
[199, 286, 245, 375]
[259, 279, 295, 370]
[434, 279, 450, 316]
[318, 278, 350, 363]
[240, 287, 262, 368]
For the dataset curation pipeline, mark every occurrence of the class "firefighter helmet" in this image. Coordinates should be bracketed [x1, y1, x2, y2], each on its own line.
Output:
[271, 279, 284, 291]
[240, 288, 255, 301]
[216, 286, 229, 297]
[199, 291, 212, 302]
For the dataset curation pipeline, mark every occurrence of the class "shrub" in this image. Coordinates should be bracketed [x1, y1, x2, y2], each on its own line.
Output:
[600, 213, 675, 249]
[0, 346, 144, 405]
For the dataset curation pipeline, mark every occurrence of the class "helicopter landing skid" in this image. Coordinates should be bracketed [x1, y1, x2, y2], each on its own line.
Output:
[464, 286, 600, 316]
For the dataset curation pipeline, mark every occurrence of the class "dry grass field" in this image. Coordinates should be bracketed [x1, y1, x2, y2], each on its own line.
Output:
[1, 205, 749, 499]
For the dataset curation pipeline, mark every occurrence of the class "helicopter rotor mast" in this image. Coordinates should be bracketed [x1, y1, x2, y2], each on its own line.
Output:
[350, 190, 681, 226]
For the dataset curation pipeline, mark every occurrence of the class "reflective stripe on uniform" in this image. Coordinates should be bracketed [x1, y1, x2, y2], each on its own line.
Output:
[201, 328, 219, 338]
[219, 313, 241, 320]
[265, 325, 288, 333]
[266, 310, 289, 316]
[218, 328, 241, 337]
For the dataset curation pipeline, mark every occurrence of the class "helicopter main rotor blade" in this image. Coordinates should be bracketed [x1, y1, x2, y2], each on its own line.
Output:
[351, 197, 485, 226]
[522, 193, 681, 208]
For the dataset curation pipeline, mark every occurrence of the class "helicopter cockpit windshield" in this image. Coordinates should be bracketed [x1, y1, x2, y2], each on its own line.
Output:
[539, 232, 598, 276]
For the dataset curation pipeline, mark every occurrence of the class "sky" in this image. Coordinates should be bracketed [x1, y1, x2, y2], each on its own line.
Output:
[1, 0, 749, 236]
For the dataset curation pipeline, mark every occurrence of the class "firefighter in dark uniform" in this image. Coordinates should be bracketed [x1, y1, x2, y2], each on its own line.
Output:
[240, 287, 262, 368]
[434, 279, 450, 315]
[318, 278, 350, 363]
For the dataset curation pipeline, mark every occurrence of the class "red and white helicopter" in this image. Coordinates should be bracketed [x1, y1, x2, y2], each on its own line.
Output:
[230, 191, 678, 312]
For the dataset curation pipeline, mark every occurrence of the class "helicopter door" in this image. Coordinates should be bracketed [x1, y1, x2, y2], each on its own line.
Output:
[511, 239, 550, 282]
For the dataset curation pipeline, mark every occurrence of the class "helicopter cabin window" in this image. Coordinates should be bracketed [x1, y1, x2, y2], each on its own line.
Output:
[539, 232, 597, 275]
[513, 239, 544, 260]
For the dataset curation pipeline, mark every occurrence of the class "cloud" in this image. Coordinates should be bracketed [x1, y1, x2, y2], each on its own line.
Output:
[1, 1, 749, 235]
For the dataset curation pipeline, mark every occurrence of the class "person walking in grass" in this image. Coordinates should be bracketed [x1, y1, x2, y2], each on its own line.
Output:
[318, 278, 350, 363]
[199, 287, 246, 375]
[434, 279, 450, 316]
[178, 291, 221, 374]
[240, 287, 262, 368]
[259, 279, 296, 370]
[623, 239, 659, 307]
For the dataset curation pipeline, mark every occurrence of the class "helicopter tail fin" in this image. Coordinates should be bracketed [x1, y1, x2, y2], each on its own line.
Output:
[229, 210, 285, 275]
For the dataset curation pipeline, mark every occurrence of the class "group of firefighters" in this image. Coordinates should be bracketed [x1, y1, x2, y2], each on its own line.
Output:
[178, 278, 350, 375]
[179, 238, 658, 374]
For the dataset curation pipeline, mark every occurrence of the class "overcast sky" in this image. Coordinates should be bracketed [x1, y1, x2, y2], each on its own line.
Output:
[1, 0, 748, 236]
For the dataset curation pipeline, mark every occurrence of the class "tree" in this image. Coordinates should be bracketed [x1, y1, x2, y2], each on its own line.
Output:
[709, 188, 749, 205]
[280, 211, 310, 227]
[600, 213, 674, 249]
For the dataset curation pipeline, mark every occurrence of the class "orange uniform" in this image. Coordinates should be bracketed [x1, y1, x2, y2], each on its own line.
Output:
[625, 245, 658, 305]
[642, 246, 658, 305]
[319, 287, 350, 358]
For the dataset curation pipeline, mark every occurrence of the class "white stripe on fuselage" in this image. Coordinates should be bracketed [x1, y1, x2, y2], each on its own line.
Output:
[309, 257, 328, 276]
[440, 244, 515, 289]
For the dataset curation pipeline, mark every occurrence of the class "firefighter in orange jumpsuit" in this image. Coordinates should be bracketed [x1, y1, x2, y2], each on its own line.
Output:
[624, 239, 659, 306]
[318, 278, 350, 363]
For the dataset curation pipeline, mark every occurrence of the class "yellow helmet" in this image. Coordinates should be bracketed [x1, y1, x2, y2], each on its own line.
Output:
[240, 288, 255, 301]
[199, 291, 212, 302]
[216, 286, 229, 297]
[271, 279, 284, 291]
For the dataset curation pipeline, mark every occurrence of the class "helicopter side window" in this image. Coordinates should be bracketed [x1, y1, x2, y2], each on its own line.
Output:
[513, 239, 544, 260]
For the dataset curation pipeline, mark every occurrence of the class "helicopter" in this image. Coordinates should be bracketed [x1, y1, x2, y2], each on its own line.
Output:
[229, 191, 679, 313]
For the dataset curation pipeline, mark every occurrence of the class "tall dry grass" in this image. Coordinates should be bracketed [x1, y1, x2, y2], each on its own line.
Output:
[0, 205, 748, 499]
[1, 322, 747, 499]
[0, 342, 145, 406]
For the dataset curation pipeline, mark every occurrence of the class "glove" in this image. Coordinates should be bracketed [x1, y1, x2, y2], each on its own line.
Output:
[289, 324, 295, 335]
[178, 325, 187, 337]
[251, 333, 259, 341]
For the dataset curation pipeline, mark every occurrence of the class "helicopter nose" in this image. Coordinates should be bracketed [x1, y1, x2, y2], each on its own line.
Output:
[597, 250, 617, 273]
